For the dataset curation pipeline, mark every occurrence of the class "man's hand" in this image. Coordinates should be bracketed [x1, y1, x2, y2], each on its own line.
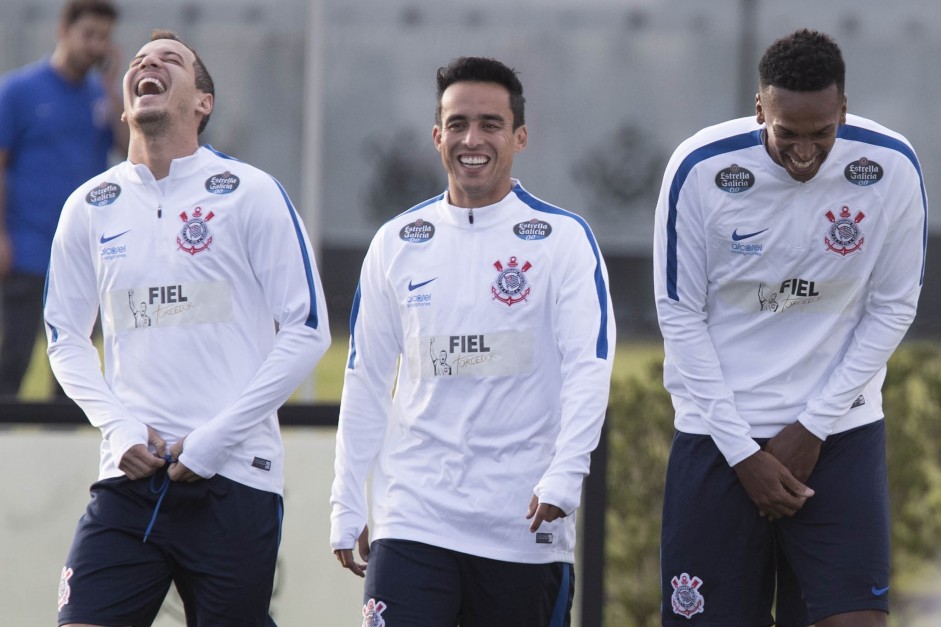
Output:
[334, 525, 370, 578]
[764, 421, 823, 484]
[733, 450, 814, 520]
[118, 426, 167, 480]
[167, 437, 201, 482]
[526, 494, 566, 532]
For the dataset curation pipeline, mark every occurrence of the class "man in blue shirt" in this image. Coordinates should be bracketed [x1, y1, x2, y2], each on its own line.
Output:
[0, 0, 126, 397]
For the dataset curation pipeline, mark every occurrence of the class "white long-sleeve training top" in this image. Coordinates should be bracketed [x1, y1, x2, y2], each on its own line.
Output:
[45, 145, 330, 495]
[330, 181, 615, 564]
[654, 114, 926, 467]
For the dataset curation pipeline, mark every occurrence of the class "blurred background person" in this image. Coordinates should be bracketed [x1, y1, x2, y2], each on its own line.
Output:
[0, 0, 126, 399]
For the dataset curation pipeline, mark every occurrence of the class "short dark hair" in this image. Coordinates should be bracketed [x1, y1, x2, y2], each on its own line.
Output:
[435, 57, 526, 129]
[759, 29, 845, 95]
[149, 29, 215, 135]
[60, 0, 118, 26]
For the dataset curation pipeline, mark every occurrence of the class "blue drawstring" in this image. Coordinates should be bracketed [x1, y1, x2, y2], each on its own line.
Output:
[143, 455, 175, 543]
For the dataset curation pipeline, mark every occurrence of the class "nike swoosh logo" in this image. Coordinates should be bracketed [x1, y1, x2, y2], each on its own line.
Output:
[99, 229, 131, 244]
[408, 278, 437, 291]
[871, 586, 890, 596]
[731, 228, 768, 241]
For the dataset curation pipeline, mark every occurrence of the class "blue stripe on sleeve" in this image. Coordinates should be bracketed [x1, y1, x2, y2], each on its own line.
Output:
[512, 184, 610, 360]
[347, 282, 361, 369]
[665, 130, 763, 301]
[838, 124, 929, 285]
[272, 179, 320, 329]
[206, 144, 320, 329]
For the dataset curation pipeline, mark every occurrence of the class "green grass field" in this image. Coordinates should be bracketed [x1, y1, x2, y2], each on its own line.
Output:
[21, 335, 665, 403]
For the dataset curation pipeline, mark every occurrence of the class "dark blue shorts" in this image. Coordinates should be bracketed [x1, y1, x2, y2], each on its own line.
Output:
[661, 421, 890, 626]
[57, 473, 283, 627]
[362, 539, 575, 627]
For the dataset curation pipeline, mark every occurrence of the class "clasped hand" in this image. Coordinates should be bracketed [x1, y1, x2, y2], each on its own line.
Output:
[117, 426, 200, 482]
[734, 422, 822, 520]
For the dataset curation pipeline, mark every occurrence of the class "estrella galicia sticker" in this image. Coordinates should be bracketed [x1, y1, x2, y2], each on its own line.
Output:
[514, 218, 552, 240]
[205, 171, 240, 194]
[715, 164, 755, 193]
[844, 158, 883, 186]
[399, 219, 435, 243]
[85, 182, 121, 206]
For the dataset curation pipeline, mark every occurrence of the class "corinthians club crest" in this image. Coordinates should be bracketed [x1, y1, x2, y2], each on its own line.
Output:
[177, 206, 215, 255]
[824, 205, 865, 256]
[671, 572, 705, 619]
[491, 256, 532, 306]
[362, 598, 387, 627]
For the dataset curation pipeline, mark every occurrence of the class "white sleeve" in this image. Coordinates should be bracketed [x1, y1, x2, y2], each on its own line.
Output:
[46, 193, 148, 463]
[533, 223, 616, 515]
[329, 232, 401, 550]
[179, 178, 331, 478]
[653, 156, 760, 466]
[798, 168, 926, 438]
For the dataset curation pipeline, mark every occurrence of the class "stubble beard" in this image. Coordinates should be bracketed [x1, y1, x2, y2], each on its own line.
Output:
[132, 109, 171, 138]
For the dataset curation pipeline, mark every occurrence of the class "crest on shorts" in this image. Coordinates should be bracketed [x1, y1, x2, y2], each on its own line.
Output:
[824, 205, 865, 256]
[671, 572, 705, 619]
[177, 206, 215, 255]
[362, 598, 387, 627]
[57, 566, 73, 612]
[491, 256, 532, 306]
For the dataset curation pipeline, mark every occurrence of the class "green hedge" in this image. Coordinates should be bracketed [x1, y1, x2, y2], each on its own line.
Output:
[602, 342, 941, 626]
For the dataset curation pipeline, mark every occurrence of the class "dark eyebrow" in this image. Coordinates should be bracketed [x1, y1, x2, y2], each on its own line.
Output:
[131, 50, 186, 65]
[444, 113, 507, 125]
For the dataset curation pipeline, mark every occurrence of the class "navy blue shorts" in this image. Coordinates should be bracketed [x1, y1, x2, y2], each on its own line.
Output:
[362, 539, 575, 627]
[57, 473, 283, 627]
[661, 421, 890, 626]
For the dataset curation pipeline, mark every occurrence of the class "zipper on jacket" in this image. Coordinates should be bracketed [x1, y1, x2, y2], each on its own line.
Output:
[469, 207, 474, 225]
[157, 204, 162, 219]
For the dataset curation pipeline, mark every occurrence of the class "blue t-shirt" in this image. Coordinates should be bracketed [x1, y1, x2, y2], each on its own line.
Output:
[0, 59, 114, 275]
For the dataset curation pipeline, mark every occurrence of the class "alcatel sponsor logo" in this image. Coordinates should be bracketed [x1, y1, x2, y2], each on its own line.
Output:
[844, 158, 883, 186]
[715, 164, 755, 193]
[406, 294, 432, 308]
[99, 230, 131, 261]
[399, 219, 435, 243]
[406, 277, 436, 308]
[730, 228, 767, 256]
[85, 182, 121, 206]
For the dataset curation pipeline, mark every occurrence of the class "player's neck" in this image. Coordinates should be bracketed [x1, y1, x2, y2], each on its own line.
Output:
[128, 133, 200, 180]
